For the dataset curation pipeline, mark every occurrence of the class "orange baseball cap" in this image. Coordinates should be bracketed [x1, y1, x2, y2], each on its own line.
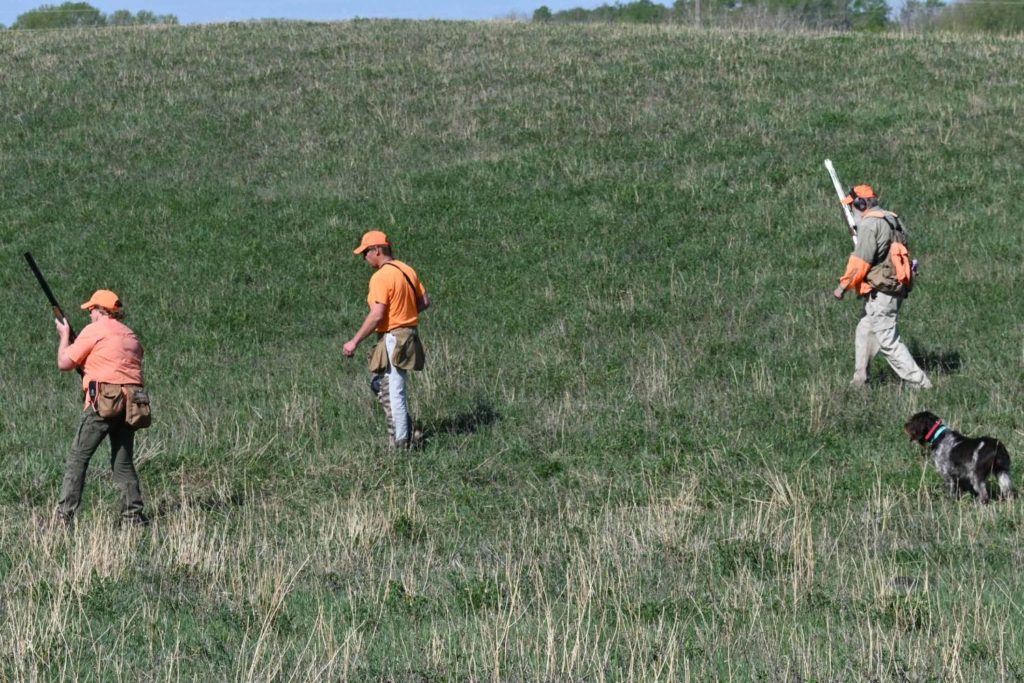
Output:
[80, 289, 122, 310]
[841, 184, 877, 205]
[353, 230, 390, 255]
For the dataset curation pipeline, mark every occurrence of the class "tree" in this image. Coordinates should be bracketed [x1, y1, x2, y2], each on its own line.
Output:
[899, 0, 943, 31]
[107, 9, 133, 25]
[13, 2, 104, 29]
[12, 2, 179, 29]
[541, 1, 673, 23]
[847, 0, 889, 30]
[673, 0, 703, 24]
[131, 10, 179, 25]
[939, 0, 1024, 33]
[619, 0, 671, 22]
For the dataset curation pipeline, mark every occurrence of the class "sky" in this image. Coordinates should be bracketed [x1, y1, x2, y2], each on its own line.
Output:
[0, 0, 612, 26]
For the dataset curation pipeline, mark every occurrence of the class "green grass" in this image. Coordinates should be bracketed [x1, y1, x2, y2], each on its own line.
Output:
[0, 20, 1022, 679]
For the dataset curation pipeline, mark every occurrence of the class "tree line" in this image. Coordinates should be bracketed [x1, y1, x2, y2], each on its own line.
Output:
[1, 2, 178, 30]
[532, 0, 1024, 34]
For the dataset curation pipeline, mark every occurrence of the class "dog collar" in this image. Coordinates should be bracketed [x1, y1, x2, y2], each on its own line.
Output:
[929, 425, 949, 445]
[923, 420, 943, 442]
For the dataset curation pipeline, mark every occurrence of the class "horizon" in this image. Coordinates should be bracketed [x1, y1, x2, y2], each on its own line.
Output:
[0, 1, 611, 27]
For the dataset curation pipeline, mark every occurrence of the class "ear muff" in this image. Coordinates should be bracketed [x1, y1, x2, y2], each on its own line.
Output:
[849, 187, 867, 211]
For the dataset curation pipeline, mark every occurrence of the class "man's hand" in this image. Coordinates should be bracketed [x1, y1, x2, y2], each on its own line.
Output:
[342, 339, 359, 357]
[832, 286, 845, 300]
[55, 318, 77, 371]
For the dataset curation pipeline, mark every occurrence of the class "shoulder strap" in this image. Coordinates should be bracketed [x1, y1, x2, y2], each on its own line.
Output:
[382, 262, 422, 307]
[863, 209, 904, 237]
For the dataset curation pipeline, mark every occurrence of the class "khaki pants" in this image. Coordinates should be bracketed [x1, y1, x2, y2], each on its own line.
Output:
[853, 292, 932, 388]
[57, 407, 145, 522]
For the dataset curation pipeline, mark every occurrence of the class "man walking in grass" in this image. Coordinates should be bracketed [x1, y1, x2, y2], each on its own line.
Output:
[344, 231, 430, 449]
[55, 289, 150, 528]
[832, 185, 931, 389]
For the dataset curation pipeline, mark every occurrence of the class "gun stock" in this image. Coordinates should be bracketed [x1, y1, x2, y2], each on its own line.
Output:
[24, 252, 83, 376]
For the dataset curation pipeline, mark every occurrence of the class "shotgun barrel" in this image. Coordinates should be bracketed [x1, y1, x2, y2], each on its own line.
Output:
[24, 252, 84, 376]
[824, 159, 857, 246]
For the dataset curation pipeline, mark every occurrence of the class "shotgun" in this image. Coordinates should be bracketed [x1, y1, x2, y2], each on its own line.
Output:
[824, 159, 857, 246]
[24, 252, 84, 376]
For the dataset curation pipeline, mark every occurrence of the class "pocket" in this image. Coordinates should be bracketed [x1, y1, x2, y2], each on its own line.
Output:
[890, 243, 913, 289]
[390, 330, 425, 371]
[866, 260, 901, 295]
[368, 338, 390, 373]
[411, 334, 425, 371]
[122, 385, 152, 429]
[94, 382, 125, 419]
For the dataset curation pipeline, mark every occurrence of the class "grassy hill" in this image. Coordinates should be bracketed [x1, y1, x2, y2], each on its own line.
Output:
[0, 20, 1022, 679]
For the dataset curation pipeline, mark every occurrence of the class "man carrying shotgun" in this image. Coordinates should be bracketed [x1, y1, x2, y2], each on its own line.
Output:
[55, 289, 150, 527]
[831, 185, 932, 389]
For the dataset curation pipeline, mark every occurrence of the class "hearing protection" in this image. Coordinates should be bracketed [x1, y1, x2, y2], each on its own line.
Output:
[848, 187, 868, 211]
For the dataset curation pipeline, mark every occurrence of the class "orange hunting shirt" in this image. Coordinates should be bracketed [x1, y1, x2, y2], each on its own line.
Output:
[367, 260, 427, 333]
[65, 317, 144, 391]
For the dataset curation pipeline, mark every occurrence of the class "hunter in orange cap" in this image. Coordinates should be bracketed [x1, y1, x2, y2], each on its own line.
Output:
[832, 184, 931, 389]
[353, 230, 390, 255]
[344, 231, 431, 449]
[54, 288, 149, 528]
[80, 289, 122, 311]
[840, 185, 877, 206]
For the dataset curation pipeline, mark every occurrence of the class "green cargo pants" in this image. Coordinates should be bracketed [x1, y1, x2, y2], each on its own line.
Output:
[57, 407, 145, 523]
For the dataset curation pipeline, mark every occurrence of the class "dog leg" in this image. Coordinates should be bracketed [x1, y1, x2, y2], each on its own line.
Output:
[998, 472, 1014, 500]
[946, 476, 959, 499]
[969, 473, 989, 504]
[994, 443, 1013, 501]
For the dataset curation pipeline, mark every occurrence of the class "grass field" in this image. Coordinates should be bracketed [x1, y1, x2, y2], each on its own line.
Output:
[0, 19, 1022, 679]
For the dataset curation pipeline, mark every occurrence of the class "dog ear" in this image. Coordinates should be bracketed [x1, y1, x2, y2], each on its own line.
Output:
[904, 414, 930, 443]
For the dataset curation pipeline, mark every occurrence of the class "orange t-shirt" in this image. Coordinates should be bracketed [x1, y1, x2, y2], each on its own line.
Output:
[367, 260, 427, 333]
[65, 316, 144, 391]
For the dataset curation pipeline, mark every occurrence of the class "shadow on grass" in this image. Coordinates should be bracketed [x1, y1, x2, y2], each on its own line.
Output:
[864, 343, 960, 386]
[913, 348, 961, 375]
[149, 491, 246, 520]
[422, 398, 500, 439]
[870, 343, 961, 384]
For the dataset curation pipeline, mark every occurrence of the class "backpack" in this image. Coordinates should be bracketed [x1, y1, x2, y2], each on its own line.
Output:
[864, 210, 913, 295]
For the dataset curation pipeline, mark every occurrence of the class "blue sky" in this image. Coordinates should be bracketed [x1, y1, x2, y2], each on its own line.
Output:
[0, 1, 611, 26]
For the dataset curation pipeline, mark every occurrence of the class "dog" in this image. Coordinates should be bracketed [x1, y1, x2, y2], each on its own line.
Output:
[904, 411, 1013, 504]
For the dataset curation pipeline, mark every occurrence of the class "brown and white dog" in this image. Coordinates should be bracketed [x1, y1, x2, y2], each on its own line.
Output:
[904, 411, 1014, 504]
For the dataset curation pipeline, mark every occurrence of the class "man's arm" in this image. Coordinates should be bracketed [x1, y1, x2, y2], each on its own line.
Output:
[55, 318, 78, 371]
[343, 303, 387, 357]
[418, 291, 431, 312]
[833, 221, 877, 299]
[833, 255, 871, 299]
